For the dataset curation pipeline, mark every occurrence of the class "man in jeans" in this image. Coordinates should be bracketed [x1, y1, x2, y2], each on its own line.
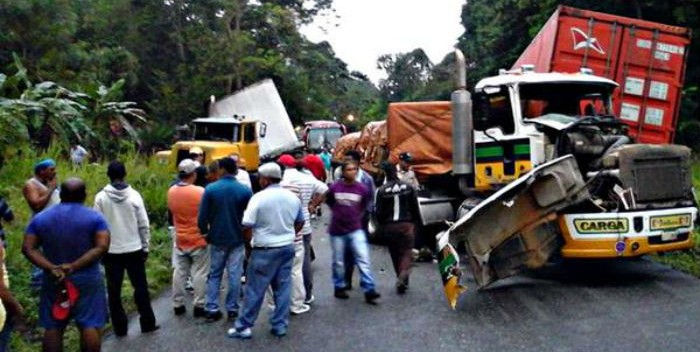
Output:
[336, 151, 375, 289]
[199, 158, 252, 322]
[228, 163, 304, 339]
[168, 159, 210, 318]
[94, 161, 158, 336]
[327, 162, 381, 304]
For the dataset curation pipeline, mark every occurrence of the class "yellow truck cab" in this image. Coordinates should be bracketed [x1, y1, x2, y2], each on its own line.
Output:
[163, 116, 263, 172]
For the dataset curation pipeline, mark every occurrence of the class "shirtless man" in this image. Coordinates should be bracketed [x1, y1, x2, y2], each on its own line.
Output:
[23, 159, 60, 216]
[23, 159, 60, 287]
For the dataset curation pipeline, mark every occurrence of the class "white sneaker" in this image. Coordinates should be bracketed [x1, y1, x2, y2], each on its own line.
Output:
[304, 295, 315, 305]
[227, 327, 252, 339]
[290, 304, 311, 315]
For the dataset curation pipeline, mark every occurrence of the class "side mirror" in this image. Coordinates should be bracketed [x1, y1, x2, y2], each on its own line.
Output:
[259, 123, 268, 138]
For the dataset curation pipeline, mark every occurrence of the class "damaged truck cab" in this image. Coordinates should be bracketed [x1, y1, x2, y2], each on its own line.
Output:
[440, 50, 697, 292]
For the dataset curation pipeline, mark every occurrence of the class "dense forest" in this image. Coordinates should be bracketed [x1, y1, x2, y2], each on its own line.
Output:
[1, 0, 699, 156]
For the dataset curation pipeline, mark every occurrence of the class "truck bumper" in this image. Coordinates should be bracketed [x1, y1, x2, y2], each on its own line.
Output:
[559, 207, 697, 258]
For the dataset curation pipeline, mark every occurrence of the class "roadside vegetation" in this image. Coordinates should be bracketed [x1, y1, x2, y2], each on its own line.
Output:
[0, 147, 174, 351]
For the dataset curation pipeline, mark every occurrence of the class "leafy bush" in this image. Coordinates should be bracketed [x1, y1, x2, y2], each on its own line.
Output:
[0, 148, 176, 351]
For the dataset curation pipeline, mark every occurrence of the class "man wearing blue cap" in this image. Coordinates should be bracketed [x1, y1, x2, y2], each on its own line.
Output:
[23, 159, 61, 287]
[23, 159, 60, 216]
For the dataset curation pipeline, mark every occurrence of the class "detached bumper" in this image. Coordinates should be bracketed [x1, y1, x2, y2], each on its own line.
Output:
[559, 207, 697, 258]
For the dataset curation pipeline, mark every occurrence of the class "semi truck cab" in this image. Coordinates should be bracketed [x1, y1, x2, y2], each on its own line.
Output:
[439, 54, 697, 293]
[166, 116, 264, 172]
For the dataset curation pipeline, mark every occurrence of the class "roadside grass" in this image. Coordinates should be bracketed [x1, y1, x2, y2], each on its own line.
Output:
[0, 147, 175, 351]
[649, 161, 700, 278]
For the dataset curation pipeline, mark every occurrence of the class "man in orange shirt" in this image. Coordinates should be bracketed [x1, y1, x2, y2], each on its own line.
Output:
[168, 159, 210, 318]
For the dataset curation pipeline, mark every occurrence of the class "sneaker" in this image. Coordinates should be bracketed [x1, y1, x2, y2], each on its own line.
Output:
[270, 327, 287, 337]
[364, 291, 381, 305]
[304, 295, 315, 305]
[290, 304, 310, 315]
[173, 306, 186, 316]
[334, 289, 349, 299]
[193, 306, 206, 318]
[205, 310, 223, 322]
[227, 327, 252, 340]
[227, 311, 238, 322]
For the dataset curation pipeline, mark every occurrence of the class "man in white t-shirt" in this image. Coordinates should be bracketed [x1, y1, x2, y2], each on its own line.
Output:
[228, 163, 304, 339]
[70, 144, 89, 166]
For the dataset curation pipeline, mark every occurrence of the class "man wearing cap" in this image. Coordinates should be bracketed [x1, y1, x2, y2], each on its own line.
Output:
[228, 163, 304, 339]
[23, 178, 110, 352]
[198, 158, 253, 322]
[94, 161, 158, 336]
[303, 153, 326, 182]
[278, 154, 328, 312]
[376, 162, 421, 294]
[397, 152, 420, 190]
[23, 159, 61, 288]
[23, 159, 60, 216]
[168, 159, 210, 318]
[189, 147, 209, 188]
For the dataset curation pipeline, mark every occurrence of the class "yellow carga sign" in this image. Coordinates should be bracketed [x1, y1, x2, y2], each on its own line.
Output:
[573, 218, 629, 234]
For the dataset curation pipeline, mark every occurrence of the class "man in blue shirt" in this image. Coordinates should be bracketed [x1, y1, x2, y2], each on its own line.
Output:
[228, 163, 304, 339]
[198, 158, 253, 322]
[23, 178, 110, 352]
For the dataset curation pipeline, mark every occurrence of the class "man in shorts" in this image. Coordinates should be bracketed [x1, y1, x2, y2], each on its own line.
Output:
[23, 178, 110, 352]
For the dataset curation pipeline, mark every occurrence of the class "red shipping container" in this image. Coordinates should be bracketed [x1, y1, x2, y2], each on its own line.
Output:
[513, 6, 691, 144]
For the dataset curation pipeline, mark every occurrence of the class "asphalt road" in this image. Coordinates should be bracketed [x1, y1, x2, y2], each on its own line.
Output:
[103, 212, 700, 352]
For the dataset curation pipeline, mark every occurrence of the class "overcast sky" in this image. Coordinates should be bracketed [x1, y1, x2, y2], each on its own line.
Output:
[300, 0, 465, 84]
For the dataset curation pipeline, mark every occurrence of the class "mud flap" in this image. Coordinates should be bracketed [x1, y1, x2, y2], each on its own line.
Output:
[437, 230, 466, 309]
[447, 155, 590, 288]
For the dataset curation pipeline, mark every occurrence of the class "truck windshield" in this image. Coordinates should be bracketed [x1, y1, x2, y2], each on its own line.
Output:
[519, 83, 614, 119]
[193, 122, 240, 142]
[307, 128, 343, 150]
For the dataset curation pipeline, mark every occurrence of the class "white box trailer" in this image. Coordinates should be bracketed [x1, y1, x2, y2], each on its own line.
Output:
[209, 79, 302, 159]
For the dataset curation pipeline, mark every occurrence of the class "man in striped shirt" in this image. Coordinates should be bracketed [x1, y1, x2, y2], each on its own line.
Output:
[375, 162, 421, 294]
[279, 156, 328, 313]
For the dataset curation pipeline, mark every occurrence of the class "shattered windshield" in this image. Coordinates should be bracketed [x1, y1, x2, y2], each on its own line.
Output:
[519, 83, 614, 120]
[193, 122, 240, 142]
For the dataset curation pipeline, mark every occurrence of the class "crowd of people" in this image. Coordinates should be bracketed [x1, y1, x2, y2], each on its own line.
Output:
[0, 145, 427, 351]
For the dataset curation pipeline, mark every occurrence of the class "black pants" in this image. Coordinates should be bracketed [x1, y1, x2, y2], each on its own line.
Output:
[384, 222, 416, 285]
[104, 251, 157, 335]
